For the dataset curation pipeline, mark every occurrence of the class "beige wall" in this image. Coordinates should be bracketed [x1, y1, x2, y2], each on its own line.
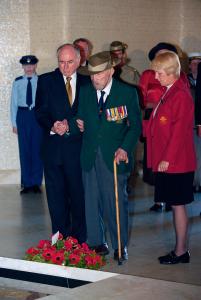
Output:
[0, 0, 30, 170]
[1, 0, 201, 172]
[30, 0, 201, 73]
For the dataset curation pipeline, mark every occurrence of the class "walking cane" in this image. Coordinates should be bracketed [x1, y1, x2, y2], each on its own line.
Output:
[113, 158, 123, 265]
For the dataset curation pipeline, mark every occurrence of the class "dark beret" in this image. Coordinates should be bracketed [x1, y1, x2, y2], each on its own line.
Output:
[19, 55, 39, 65]
[148, 43, 178, 61]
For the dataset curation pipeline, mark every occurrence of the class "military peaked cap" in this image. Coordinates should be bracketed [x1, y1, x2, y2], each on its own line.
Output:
[19, 55, 38, 65]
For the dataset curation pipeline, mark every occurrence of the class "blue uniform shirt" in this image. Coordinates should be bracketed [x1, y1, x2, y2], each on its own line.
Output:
[10, 74, 38, 127]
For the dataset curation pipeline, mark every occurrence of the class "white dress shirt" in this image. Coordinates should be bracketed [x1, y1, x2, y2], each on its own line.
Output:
[97, 78, 113, 102]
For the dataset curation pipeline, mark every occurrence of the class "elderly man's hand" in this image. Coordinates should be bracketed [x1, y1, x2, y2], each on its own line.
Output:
[52, 120, 69, 136]
[115, 148, 128, 165]
[158, 160, 169, 172]
[77, 119, 84, 132]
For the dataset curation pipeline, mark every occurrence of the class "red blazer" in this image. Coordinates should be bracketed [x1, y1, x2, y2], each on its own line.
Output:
[146, 77, 196, 173]
[139, 70, 165, 108]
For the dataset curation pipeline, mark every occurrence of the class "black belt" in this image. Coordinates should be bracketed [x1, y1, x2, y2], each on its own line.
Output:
[18, 106, 34, 111]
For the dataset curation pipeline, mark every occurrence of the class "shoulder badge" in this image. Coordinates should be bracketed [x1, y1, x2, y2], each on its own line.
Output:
[15, 76, 23, 81]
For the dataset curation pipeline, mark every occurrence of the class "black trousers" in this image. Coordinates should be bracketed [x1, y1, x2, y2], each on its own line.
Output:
[44, 141, 86, 243]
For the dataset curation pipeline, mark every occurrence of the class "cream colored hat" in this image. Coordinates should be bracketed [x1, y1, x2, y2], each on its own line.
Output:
[78, 51, 119, 75]
[188, 52, 201, 60]
[110, 41, 128, 52]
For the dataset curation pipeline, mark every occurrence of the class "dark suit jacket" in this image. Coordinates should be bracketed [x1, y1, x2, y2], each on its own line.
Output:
[77, 79, 142, 174]
[195, 62, 201, 125]
[35, 68, 89, 163]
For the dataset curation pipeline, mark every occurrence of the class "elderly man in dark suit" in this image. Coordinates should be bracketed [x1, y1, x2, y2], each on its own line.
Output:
[35, 44, 89, 243]
[75, 51, 141, 260]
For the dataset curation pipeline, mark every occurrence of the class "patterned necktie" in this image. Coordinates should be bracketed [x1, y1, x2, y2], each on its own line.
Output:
[26, 77, 32, 107]
[66, 77, 72, 106]
[98, 90, 105, 116]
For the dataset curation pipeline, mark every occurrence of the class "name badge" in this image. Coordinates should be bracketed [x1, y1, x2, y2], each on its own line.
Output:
[159, 116, 168, 125]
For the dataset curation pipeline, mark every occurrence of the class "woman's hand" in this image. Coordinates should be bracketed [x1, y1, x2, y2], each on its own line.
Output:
[158, 160, 169, 172]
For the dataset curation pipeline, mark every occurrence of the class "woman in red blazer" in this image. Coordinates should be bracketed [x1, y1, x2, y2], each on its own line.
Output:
[139, 42, 189, 212]
[146, 51, 196, 264]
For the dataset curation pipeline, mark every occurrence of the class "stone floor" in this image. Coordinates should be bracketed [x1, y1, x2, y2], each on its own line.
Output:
[38, 275, 201, 300]
[0, 172, 201, 299]
[0, 287, 47, 300]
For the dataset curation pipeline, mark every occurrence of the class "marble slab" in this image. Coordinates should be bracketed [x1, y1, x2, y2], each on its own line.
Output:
[0, 257, 117, 283]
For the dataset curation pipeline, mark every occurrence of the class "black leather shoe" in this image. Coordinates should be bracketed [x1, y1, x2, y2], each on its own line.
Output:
[158, 251, 190, 264]
[20, 187, 32, 194]
[150, 203, 163, 212]
[32, 185, 42, 193]
[114, 246, 128, 261]
[90, 243, 109, 256]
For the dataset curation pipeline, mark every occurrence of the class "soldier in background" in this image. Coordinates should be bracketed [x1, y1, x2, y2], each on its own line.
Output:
[10, 55, 43, 194]
[110, 41, 140, 86]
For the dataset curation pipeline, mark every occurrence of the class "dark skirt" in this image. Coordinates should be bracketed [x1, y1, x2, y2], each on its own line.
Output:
[154, 172, 194, 206]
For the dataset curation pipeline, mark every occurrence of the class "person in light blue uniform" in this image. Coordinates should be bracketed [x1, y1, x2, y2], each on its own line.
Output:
[10, 55, 43, 194]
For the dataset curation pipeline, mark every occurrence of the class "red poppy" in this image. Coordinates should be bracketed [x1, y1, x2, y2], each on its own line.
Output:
[37, 240, 51, 249]
[26, 247, 40, 256]
[67, 237, 78, 244]
[73, 248, 84, 256]
[64, 240, 73, 251]
[50, 245, 56, 251]
[69, 253, 81, 265]
[42, 248, 54, 261]
[81, 243, 90, 251]
[51, 251, 65, 265]
[85, 254, 104, 267]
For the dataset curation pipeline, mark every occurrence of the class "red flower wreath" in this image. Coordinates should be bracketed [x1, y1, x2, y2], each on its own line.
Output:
[25, 234, 106, 270]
